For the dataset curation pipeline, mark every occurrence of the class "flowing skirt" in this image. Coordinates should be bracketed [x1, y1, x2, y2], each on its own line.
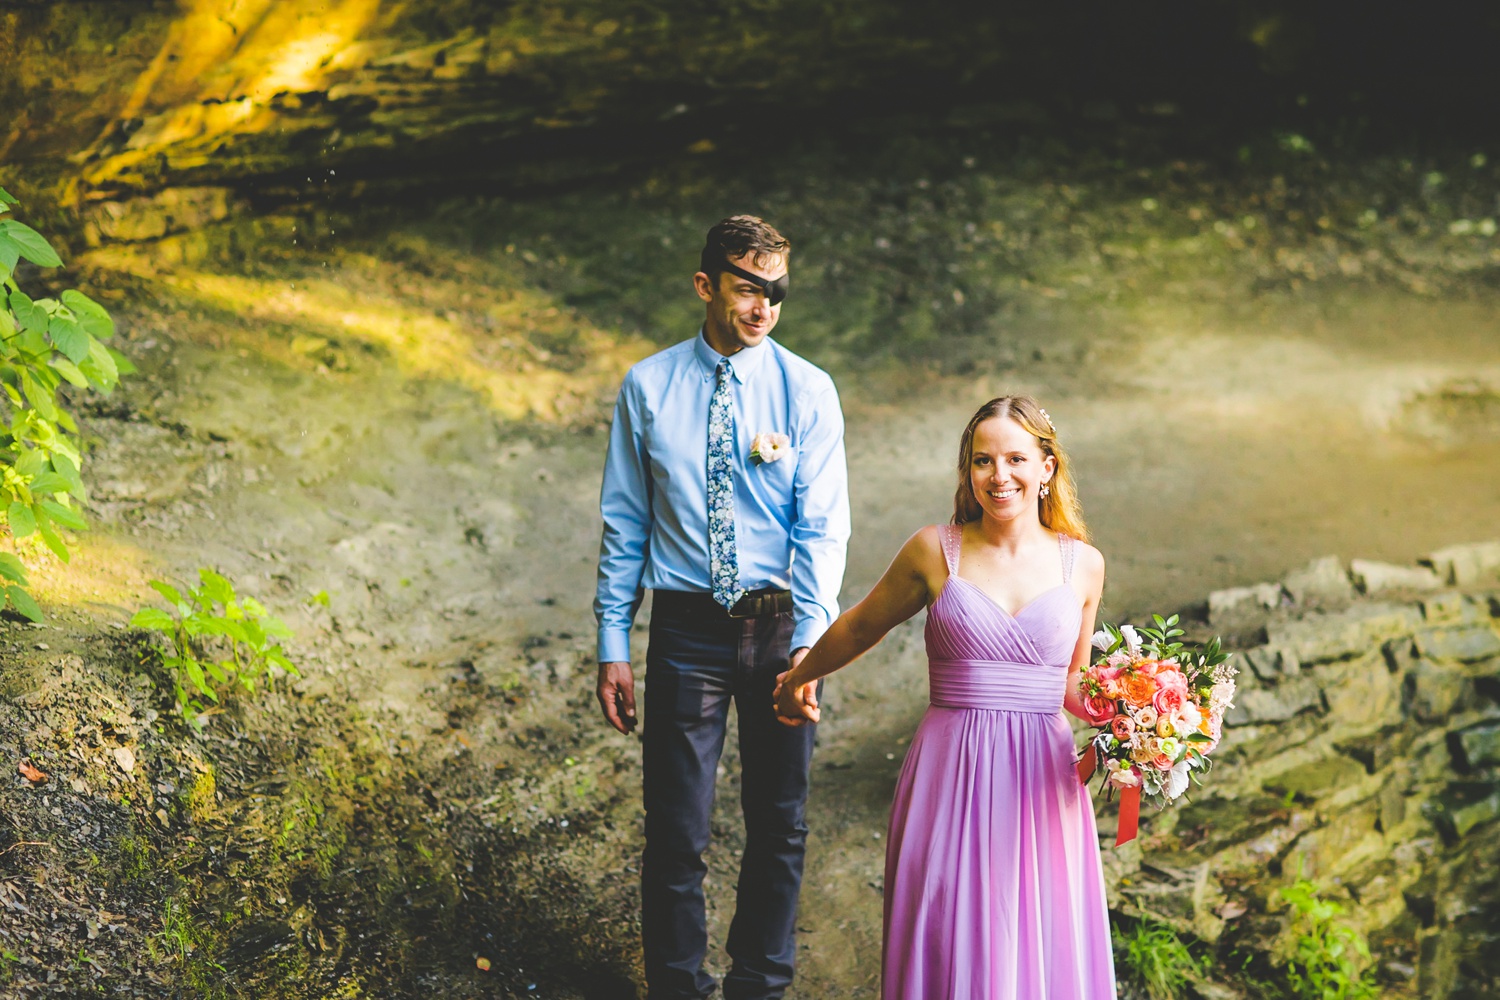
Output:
[882, 706, 1116, 999]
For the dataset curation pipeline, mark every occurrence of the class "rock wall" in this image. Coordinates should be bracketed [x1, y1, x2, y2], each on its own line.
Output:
[1111, 541, 1500, 998]
[7, 0, 1499, 228]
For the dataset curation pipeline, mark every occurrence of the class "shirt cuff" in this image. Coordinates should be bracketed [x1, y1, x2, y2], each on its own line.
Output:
[598, 629, 631, 665]
[790, 616, 829, 654]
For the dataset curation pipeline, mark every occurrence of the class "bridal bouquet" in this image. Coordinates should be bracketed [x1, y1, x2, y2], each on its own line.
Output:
[1076, 614, 1236, 845]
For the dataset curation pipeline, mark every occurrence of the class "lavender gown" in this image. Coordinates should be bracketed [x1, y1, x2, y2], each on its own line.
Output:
[882, 525, 1116, 999]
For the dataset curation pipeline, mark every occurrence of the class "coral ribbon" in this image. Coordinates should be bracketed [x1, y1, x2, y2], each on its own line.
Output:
[1076, 744, 1097, 785]
[1078, 743, 1140, 846]
[1115, 784, 1141, 846]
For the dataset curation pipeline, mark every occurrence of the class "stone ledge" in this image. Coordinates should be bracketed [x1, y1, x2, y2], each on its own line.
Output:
[1429, 781, 1500, 840]
[1267, 603, 1423, 665]
[1423, 541, 1500, 586]
[1414, 623, 1500, 663]
[1225, 675, 1323, 726]
[1208, 582, 1286, 627]
[1283, 555, 1356, 607]
[1351, 559, 1444, 596]
[1451, 721, 1500, 771]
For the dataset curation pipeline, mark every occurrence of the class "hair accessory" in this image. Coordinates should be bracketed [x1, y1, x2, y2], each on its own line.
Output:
[1038, 407, 1055, 432]
[1040, 483, 1052, 499]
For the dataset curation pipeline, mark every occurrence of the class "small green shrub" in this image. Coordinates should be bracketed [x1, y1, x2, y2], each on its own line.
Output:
[0, 185, 134, 620]
[1279, 877, 1377, 1000]
[1115, 917, 1203, 1000]
[130, 569, 299, 727]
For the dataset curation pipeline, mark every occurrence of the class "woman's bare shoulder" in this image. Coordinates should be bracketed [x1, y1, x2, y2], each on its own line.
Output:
[1070, 538, 1106, 585]
[901, 524, 948, 566]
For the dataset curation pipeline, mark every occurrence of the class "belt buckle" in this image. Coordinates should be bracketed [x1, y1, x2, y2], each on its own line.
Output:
[726, 594, 759, 619]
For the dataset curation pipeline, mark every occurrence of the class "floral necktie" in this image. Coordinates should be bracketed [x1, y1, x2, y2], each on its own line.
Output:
[707, 359, 743, 611]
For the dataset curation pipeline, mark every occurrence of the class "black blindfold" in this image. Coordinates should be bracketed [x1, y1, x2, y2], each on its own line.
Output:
[716, 259, 789, 306]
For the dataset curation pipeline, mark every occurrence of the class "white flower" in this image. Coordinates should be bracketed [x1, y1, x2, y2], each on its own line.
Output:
[1165, 760, 1192, 800]
[1210, 679, 1237, 714]
[1091, 629, 1112, 651]
[1172, 702, 1203, 738]
[1119, 624, 1142, 654]
[750, 431, 792, 464]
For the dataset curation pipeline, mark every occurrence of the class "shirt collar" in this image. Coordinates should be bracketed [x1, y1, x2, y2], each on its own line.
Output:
[694, 328, 771, 385]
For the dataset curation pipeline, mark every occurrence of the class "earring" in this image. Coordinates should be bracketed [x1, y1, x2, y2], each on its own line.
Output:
[1039, 484, 1051, 498]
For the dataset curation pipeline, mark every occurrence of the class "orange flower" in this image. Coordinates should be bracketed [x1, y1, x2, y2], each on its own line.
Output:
[1123, 672, 1158, 705]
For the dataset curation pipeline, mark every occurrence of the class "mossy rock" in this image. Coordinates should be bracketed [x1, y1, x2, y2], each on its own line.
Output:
[1261, 754, 1369, 802]
[1430, 781, 1500, 841]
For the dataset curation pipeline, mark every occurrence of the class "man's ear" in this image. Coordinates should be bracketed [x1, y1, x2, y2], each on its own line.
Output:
[693, 271, 716, 303]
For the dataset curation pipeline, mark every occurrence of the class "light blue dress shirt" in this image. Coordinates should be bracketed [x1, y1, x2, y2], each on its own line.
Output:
[595, 331, 851, 664]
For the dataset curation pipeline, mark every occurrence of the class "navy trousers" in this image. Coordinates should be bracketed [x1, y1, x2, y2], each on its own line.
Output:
[641, 591, 818, 1000]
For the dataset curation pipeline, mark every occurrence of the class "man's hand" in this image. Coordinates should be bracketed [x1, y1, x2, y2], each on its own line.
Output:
[597, 661, 637, 735]
[772, 647, 820, 727]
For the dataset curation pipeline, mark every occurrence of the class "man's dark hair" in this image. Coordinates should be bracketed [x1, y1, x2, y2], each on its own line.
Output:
[699, 215, 791, 280]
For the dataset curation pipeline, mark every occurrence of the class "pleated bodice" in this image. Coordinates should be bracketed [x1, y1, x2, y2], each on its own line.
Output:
[923, 525, 1081, 712]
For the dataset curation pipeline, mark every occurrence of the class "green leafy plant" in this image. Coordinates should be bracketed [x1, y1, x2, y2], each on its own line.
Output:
[1279, 877, 1378, 1000]
[1114, 917, 1204, 1000]
[130, 569, 299, 727]
[0, 185, 134, 620]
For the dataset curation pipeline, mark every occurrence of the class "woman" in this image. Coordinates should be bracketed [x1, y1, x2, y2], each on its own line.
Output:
[774, 395, 1116, 999]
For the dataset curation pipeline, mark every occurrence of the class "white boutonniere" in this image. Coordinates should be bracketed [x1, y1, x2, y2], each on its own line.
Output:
[749, 432, 791, 464]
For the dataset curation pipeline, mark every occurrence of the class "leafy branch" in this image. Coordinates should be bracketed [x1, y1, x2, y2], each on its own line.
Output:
[130, 569, 300, 728]
[1279, 876, 1377, 1000]
[0, 184, 135, 620]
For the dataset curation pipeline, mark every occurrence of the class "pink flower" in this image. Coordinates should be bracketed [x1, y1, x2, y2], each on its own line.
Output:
[1152, 752, 1175, 771]
[1083, 693, 1117, 726]
[1111, 714, 1135, 741]
[1153, 685, 1187, 718]
[1095, 664, 1125, 683]
[1155, 667, 1189, 695]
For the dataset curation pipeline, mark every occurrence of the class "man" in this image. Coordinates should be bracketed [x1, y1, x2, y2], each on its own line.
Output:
[594, 215, 850, 1000]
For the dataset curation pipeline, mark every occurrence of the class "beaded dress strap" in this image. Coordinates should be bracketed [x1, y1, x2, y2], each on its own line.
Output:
[1060, 533, 1076, 584]
[940, 524, 961, 576]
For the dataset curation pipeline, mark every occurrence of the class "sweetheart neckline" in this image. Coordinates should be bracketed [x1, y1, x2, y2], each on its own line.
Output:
[940, 576, 1078, 621]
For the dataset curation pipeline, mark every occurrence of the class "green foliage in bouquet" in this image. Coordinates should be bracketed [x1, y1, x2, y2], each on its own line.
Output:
[130, 569, 300, 728]
[1095, 613, 1233, 711]
[1279, 877, 1377, 1000]
[0, 185, 135, 621]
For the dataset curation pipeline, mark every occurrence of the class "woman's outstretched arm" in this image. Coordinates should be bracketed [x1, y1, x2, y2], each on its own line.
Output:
[773, 526, 943, 725]
[1062, 542, 1107, 722]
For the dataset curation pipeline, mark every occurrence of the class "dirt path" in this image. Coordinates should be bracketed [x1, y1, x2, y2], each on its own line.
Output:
[26, 222, 1490, 995]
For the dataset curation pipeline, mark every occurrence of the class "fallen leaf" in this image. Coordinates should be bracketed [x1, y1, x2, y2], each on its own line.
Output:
[112, 746, 135, 774]
[1217, 900, 1248, 920]
[18, 760, 47, 783]
[476, 957, 491, 971]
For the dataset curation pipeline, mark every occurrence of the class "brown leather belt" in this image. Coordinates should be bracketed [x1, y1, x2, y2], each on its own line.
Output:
[655, 587, 793, 619]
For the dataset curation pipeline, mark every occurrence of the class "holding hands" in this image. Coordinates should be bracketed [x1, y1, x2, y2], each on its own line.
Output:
[773, 648, 820, 726]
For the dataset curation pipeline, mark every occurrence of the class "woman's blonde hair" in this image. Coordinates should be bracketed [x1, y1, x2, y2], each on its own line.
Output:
[951, 395, 1090, 542]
